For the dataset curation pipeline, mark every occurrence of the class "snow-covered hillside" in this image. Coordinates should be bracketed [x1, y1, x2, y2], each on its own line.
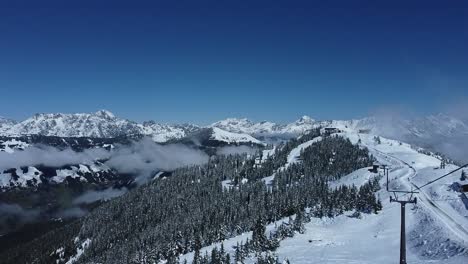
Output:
[180, 129, 468, 263]
[211, 114, 468, 163]
[210, 118, 281, 135]
[139, 121, 200, 143]
[0, 162, 115, 190]
[211, 127, 262, 144]
[274, 130, 468, 263]
[285, 132, 468, 263]
[0, 138, 29, 153]
[0, 117, 17, 134]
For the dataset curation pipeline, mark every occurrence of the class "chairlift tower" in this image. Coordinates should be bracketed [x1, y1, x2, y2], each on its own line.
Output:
[378, 159, 468, 264]
[371, 163, 418, 264]
[389, 193, 417, 264]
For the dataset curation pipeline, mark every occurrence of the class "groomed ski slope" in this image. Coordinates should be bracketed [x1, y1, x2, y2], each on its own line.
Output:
[285, 136, 323, 168]
[275, 131, 467, 263]
[262, 136, 323, 185]
[180, 130, 468, 263]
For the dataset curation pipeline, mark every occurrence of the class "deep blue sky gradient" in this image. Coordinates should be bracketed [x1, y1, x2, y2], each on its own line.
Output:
[1, 0, 467, 124]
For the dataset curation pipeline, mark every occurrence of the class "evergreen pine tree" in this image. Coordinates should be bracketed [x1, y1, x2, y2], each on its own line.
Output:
[374, 136, 381, 144]
[234, 242, 242, 263]
[374, 198, 383, 213]
[440, 159, 446, 169]
[220, 243, 226, 258]
[211, 247, 220, 264]
[202, 252, 209, 264]
[293, 209, 305, 234]
[193, 236, 202, 264]
[252, 218, 268, 252]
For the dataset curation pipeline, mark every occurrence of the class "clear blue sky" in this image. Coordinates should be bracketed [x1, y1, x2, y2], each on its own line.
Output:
[1, 0, 467, 124]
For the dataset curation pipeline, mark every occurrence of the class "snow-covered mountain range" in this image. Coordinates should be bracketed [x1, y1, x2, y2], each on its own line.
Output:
[1, 110, 468, 161]
[2, 110, 140, 138]
[3, 110, 467, 141]
[0, 110, 319, 144]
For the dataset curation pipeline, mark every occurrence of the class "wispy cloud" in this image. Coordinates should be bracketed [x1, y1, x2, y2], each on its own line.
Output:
[73, 188, 128, 205]
[216, 145, 258, 156]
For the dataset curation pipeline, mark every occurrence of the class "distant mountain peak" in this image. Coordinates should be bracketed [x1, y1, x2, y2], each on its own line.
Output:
[95, 110, 116, 119]
[213, 117, 253, 125]
[295, 115, 315, 124]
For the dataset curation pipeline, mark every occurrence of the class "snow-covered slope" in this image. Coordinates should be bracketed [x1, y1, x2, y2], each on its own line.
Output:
[368, 114, 468, 163]
[282, 115, 317, 134]
[0, 162, 115, 190]
[271, 131, 468, 263]
[326, 114, 468, 143]
[285, 136, 323, 168]
[0, 138, 29, 153]
[139, 121, 200, 143]
[212, 114, 468, 146]
[210, 127, 262, 144]
[0, 117, 17, 134]
[210, 118, 280, 135]
[302, 115, 468, 163]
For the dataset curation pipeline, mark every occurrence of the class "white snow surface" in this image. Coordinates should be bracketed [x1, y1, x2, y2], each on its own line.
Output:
[65, 238, 91, 264]
[285, 136, 323, 168]
[0, 139, 29, 153]
[52, 165, 90, 183]
[0, 163, 109, 189]
[179, 217, 292, 263]
[261, 146, 276, 163]
[0, 167, 43, 188]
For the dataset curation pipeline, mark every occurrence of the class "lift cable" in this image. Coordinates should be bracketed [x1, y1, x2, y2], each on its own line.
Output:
[415, 163, 468, 190]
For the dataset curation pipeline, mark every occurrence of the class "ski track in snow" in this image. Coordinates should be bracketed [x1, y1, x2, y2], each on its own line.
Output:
[262, 136, 323, 186]
[285, 136, 323, 169]
[369, 145, 468, 245]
